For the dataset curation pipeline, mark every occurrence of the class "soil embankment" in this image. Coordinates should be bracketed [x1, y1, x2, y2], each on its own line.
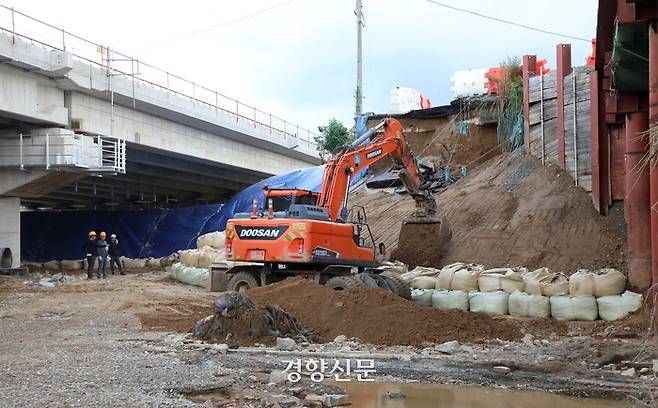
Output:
[354, 153, 626, 273]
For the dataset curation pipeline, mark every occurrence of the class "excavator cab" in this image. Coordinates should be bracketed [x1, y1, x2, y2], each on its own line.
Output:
[262, 188, 318, 213]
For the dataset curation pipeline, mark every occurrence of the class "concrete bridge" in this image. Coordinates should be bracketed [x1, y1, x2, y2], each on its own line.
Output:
[0, 6, 322, 267]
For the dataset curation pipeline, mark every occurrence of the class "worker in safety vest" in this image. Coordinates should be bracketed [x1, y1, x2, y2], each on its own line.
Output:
[82, 231, 98, 280]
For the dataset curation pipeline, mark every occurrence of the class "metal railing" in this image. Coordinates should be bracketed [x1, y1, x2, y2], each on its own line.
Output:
[5, 133, 126, 174]
[0, 4, 318, 150]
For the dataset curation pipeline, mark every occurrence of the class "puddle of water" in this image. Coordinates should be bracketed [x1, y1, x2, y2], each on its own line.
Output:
[341, 382, 640, 408]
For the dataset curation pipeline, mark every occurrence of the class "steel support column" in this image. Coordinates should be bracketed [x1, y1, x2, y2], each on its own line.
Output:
[648, 19, 658, 331]
[625, 111, 651, 291]
[590, 70, 604, 213]
[556, 44, 572, 168]
[522, 55, 537, 151]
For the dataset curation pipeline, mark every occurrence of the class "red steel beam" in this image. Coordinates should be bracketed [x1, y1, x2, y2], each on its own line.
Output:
[625, 111, 651, 292]
[590, 70, 603, 213]
[648, 20, 658, 331]
[556, 44, 572, 168]
[522, 55, 537, 151]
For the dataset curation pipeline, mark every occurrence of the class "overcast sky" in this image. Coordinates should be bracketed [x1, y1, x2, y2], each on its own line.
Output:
[4, 0, 598, 132]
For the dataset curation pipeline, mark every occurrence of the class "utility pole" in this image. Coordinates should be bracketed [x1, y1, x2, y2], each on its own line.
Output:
[355, 0, 364, 115]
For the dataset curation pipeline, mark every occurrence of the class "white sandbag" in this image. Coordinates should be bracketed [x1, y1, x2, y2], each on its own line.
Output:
[197, 246, 226, 268]
[508, 291, 551, 318]
[171, 262, 208, 288]
[523, 268, 569, 296]
[550, 295, 598, 321]
[569, 268, 626, 297]
[431, 290, 469, 311]
[22, 261, 43, 269]
[436, 262, 483, 291]
[478, 268, 525, 293]
[121, 257, 147, 269]
[146, 258, 162, 268]
[42, 260, 60, 271]
[377, 261, 408, 277]
[178, 249, 200, 267]
[411, 289, 434, 306]
[60, 260, 84, 271]
[400, 266, 440, 282]
[197, 231, 226, 250]
[596, 291, 643, 321]
[468, 291, 509, 315]
[409, 276, 438, 289]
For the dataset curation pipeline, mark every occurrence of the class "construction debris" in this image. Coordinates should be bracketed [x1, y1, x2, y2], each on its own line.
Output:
[192, 291, 312, 347]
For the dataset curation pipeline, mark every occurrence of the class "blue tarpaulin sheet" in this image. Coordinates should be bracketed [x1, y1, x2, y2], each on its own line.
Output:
[22, 159, 371, 262]
[21, 166, 326, 262]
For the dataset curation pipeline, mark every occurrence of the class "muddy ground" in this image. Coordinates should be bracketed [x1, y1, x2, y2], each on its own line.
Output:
[1, 270, 656, 407]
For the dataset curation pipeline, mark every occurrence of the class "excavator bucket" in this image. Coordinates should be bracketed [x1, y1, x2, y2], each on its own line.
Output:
[392, 215, 452, 267]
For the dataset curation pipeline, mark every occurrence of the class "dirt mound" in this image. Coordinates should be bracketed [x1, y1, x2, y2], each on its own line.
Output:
[354, 153, 626, 273]
[247, 277, 565, 346]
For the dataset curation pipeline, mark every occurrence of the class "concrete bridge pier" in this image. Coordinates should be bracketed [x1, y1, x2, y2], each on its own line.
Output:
[0, 196, 20, 268]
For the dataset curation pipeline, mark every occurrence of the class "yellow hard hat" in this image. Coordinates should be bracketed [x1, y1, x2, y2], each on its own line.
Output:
[89, 231, 96, 237]
[99, 231, 107, 238]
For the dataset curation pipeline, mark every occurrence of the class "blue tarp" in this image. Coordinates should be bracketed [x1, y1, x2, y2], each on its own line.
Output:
[22, 166, 325, 262]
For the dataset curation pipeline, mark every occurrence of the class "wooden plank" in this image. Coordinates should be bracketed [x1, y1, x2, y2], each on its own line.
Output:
[529, 99, 558, 125]
[529, 88, 557, 103]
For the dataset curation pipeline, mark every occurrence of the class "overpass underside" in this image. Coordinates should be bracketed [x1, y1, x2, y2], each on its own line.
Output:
[0, 20, 321, 268]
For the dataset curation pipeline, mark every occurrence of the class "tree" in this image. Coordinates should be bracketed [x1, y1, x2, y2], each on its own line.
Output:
[314, 118, 354, 160]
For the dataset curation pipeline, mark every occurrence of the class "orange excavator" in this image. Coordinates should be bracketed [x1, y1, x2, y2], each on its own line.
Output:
[221, 118, 451, 298]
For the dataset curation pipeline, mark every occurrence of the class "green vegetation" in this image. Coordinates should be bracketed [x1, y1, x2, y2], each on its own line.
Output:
[480, 55, 525, 150]
[314, 118, 354, 160]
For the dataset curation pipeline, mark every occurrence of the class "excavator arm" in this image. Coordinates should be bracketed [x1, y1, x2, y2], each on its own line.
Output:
[317, 118, 436, 221]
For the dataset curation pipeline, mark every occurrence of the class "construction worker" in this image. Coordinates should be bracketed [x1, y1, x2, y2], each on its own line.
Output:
[108, 234, 125, 275]
[82, 231, 97, 280]
[96, 231, 109, 279]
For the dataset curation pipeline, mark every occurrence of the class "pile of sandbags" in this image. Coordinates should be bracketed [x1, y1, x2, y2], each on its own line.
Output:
[197, 231, 226, 250]
[60, 260, 84, 271]
[169, 262, 208, 288]
[178, 246, 226, 268]
[403, 262, 640, 322]
[177, 231, 229, 269]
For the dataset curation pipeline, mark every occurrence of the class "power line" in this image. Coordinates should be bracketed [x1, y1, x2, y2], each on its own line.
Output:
[424, 0, 590, 43]
[140, 0, 298, 49]
[181, 0, 298, 38]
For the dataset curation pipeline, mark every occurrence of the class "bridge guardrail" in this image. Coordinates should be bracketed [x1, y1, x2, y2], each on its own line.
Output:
[0, 5, 319, 152]
[0, 133, 126, 174]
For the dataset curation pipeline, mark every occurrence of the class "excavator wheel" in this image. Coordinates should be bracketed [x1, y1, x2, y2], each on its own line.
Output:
[381, 275, 411, 300]
[226, 271, 260, 293]
[324, 275, 367, 291]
